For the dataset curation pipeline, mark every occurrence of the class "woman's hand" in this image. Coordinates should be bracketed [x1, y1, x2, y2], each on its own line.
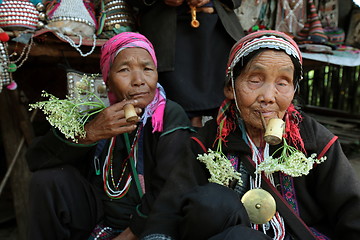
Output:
[112, 227, 138, 240]
[187, 0, 210, 7]
[164, 0, 210, 8]
[164, 0, 185, 7]
[77, 100, 141, 144]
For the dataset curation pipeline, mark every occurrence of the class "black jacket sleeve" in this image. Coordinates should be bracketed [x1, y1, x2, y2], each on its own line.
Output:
[26, 128, 96, 172]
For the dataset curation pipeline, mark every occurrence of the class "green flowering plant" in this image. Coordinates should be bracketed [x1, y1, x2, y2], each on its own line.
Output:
[256, 138, 327, 177]
[28, 74, 107, 143]
[197, 120, 242, 187]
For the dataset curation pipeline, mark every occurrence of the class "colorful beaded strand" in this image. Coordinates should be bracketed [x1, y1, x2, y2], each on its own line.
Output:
[102, 126, 142, 199]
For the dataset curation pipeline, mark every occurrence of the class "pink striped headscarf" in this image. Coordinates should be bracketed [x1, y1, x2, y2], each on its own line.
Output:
[100, 32, 157, 104]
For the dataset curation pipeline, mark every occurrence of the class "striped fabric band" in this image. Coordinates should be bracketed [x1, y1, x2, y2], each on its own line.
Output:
[225, 30, 303, 86]
[228, 35, 301, 75]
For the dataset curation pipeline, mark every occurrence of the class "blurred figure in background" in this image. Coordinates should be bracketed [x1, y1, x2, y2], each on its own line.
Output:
[131, 0, 244, 127]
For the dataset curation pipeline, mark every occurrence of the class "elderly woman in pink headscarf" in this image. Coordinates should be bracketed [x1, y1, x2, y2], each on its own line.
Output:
[26, 32, 193, 240]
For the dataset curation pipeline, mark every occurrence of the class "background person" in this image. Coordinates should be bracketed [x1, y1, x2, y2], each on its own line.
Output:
[131, 0, 245, 127]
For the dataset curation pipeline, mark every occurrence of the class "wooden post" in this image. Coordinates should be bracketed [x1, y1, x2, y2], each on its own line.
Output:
[0, 89, 34, 240]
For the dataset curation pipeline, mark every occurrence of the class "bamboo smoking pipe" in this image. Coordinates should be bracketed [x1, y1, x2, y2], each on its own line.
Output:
[124, 103, 138, 123]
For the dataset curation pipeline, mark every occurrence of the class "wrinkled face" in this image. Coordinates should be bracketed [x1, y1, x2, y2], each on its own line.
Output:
[107, 47, 158, 108]
[225, 50, 295, 130]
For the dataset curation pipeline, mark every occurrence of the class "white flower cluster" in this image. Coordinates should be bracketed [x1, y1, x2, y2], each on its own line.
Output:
[197, 149, 242, 187]
[29, 92, 87, 142]
[29, 75, 106, 143]
[257, 144, 327, 177]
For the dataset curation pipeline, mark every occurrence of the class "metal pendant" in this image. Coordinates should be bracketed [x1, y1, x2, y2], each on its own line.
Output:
[241, 188, 276, 224]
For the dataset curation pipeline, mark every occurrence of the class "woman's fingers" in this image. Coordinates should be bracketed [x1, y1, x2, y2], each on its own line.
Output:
[187, 0, 210, 7]
[78, 99, 144, 143]
[165, 0, 185, 7]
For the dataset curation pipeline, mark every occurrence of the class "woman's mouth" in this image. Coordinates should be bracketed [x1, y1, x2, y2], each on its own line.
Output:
[130, 92, 148, 99]
[260, 111, 274, 118]
[256, 110, 277, 119]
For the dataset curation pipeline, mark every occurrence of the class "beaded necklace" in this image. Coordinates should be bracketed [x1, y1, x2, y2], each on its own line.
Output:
[102, 125, 143, 199]
[247, 135, 285, 240]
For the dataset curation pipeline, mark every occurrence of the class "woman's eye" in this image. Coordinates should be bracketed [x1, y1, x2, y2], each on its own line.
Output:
[278, 82, 288, 87]
[248, 76, 261, 84]
[118, 68, 129, 72]
[144, 67, 154, 72]
[276, 79, 294, 93]
[277, 78, 292, 87]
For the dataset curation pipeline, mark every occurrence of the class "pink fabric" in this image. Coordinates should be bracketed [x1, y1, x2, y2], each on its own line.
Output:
[151, 92, 166, 133]
[100, 32, 165, 132]
[100, 32, 157, 105]
[140, 85, 166, 133]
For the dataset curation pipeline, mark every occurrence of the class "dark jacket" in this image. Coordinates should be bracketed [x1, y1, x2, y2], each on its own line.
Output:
[26, 100, 194, 236]
[141, 112, 360, 239]
[130, 0, 244, 72]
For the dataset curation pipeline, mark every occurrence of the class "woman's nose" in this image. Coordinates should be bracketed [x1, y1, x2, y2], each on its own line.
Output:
[258, 83, 276, 104]
[131, 70, 145, 86]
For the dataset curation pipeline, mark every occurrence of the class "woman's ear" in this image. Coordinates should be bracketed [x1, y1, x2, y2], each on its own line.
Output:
[224, 83, 235, 100]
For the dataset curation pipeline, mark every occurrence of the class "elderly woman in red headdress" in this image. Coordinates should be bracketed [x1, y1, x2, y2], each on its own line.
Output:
[140, 30, 360, 240]
[26, 32, 193, 240]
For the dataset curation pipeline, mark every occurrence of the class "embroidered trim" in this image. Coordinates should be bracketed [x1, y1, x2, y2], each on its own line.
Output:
[280, 173, 299, 215]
